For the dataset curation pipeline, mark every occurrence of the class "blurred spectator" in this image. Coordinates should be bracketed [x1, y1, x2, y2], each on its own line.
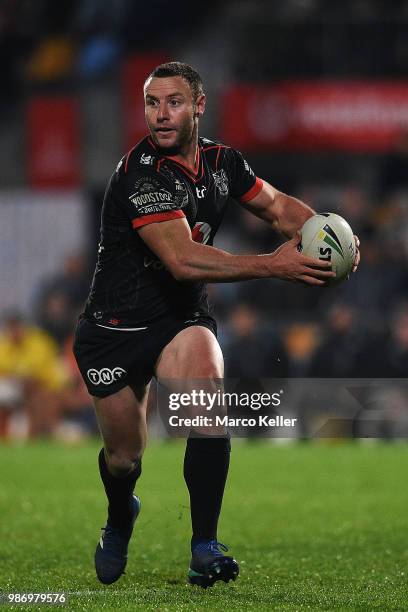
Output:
[354, 301, 408, 377]
[350, 302, 408, 437]
[338, 185, 372, 239]
[60, 333, 97, 436]
[37, 291, 75, 348]
[224, 302, 289, 378]
[73, 0, 125, 78]
[335, 233, 406, 321]
[283, 321, 320, 377]
[0, 311, 68, 438]
[26, 36, 75, 82]
[308, 302, 362, 377]
[223, 302, 289, 438]
[77, 35, 121, 79]
[33, 252, 90, 345]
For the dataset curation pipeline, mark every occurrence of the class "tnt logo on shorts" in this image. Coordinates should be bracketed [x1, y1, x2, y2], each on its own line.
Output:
[87, 367, 127, 385]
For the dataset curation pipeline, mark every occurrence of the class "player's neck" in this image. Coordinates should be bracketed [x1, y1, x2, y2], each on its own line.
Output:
[166, 131, 199, 174]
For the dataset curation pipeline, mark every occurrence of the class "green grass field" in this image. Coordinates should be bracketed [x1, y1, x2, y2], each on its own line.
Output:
[1, 440, 408, 611]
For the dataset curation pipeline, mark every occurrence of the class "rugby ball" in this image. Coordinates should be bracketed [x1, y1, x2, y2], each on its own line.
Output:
[299, 213, 356, 283]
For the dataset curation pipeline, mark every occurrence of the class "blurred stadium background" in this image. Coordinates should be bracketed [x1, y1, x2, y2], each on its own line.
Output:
[0, 0, 408, 441]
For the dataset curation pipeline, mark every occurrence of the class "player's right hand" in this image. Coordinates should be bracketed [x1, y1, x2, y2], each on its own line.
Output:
[269, 232, 336, 286]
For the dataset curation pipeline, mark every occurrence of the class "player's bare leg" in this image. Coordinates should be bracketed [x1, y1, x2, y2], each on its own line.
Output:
[94, 384, 149, 476]
[156, 326, 224, 379]
[156, 326, 226, 433]
[92, 384, 149, 584]
[156, 326, 239, 587]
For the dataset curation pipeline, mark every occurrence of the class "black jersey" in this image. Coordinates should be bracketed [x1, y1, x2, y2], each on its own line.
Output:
[84, 136, 263, 327]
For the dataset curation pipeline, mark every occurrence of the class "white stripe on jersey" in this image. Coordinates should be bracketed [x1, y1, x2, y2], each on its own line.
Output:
[96, 324, 148, 332]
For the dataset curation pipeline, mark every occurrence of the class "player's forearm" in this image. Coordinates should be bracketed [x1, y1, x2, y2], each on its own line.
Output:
[244, 182, 315, 238]
[172, 241, 276, 283]
[271, 191, 315, 238]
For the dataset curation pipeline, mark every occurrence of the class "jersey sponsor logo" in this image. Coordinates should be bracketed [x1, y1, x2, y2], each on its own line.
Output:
[196, 186, 207, 199]
[130, 191, 173, 207]
[140, 153, 154, 165]
[130, 176, 179, 213]
[212, 169, 229, 196]
[136, 203, 175, 215]
[191, 222, 211, 244]
[87, 367, 127, 386]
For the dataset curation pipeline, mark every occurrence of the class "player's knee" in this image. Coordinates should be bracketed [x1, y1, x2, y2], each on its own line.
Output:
[198, 360, 223, 380]
[106, 450, 142, 478]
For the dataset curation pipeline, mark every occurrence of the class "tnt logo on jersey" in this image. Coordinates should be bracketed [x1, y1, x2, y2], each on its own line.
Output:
[212, 169, 229, 196]
[87, 367, 127, 386]
[192, 222, 211, 244]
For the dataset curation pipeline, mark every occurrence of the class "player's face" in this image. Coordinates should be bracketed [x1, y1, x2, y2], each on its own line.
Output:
[144, 76, 205, 153]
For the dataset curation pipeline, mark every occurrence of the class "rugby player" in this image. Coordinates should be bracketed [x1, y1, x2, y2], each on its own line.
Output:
[73, 62, 360, 588]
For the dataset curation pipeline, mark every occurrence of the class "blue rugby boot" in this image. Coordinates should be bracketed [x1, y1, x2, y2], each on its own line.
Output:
[95, 495, 141, 584]
[188, 539, 239, 588]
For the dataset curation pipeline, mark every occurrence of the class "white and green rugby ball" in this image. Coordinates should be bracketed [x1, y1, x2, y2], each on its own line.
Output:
[299, 213, 356, 283]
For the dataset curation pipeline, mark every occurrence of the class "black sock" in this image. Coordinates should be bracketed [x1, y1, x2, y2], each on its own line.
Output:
[98, 448, 141, 530]
[183, 435, 231, 545]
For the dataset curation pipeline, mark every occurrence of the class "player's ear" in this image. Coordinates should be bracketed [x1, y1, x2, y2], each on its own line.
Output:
[195, 93, 206, 118]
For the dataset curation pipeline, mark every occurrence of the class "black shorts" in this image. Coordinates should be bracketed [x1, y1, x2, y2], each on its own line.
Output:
[73, 313, 217, 398]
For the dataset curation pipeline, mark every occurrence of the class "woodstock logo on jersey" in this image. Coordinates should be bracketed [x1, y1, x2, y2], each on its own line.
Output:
[191, 222, 211, 244]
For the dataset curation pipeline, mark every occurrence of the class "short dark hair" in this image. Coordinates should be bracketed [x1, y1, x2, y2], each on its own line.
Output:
[146, 62, 204, 101]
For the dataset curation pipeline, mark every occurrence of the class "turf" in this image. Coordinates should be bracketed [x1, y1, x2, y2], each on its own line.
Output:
[1, 440, 408, 611]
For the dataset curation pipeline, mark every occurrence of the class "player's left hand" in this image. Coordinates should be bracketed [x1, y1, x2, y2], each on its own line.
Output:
[352, 235, 360, 273]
